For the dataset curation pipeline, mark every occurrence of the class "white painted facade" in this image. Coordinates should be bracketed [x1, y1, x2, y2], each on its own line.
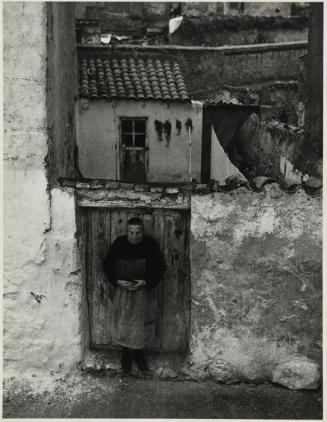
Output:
[76, 99, 202, 183]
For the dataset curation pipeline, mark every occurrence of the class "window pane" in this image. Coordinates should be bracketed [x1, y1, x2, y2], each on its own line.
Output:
[121, 120, 133, 133]
[134, 120, 146, 133]
[122, 134, 133, 146]
[135, 134, 146, 147]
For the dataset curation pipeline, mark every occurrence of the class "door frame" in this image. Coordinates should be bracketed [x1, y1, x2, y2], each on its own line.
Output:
[79, 201, 191, 354]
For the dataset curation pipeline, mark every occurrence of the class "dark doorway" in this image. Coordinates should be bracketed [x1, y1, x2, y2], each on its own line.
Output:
[81, 207, 190, 352]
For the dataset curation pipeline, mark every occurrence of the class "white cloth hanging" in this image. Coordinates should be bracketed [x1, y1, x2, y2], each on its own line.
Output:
[210, 126, 246, 185]
[169, 16, 183, 35]
[100, 33, 112, 44]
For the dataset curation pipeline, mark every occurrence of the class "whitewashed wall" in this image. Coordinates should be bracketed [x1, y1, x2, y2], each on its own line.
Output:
[4, 2, 83, 379]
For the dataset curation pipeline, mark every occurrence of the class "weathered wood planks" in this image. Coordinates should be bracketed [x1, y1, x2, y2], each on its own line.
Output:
[83, 207, 190, 352]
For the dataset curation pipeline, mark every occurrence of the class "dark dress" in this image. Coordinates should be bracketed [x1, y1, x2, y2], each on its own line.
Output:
[103, 235, 165, 349]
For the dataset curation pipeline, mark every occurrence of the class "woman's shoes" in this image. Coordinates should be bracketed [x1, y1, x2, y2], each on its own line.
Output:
[133, 349, 148, 372]
[121, 348, 132, 373]
[121, 348, 148, 373]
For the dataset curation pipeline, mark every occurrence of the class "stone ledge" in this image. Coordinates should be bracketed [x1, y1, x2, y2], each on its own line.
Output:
[59, 178, 192, 195]
[150, 186, 164, 194]
[59, 177, 322, 197]
[74, 185, 191, 210]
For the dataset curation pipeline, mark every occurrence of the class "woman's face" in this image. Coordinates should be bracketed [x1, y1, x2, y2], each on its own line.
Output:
[127, 224, 144, 244]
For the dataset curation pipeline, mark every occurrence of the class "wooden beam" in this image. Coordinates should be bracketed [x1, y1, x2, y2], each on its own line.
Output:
[78, 199, 190, 210]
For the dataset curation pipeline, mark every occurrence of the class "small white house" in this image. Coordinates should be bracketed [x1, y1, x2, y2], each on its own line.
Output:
[76, 49, 202, 183]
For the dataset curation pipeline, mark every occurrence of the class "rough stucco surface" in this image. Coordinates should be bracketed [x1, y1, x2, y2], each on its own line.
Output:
[4, 2, 83, 379]
[190, 186, 321, 383]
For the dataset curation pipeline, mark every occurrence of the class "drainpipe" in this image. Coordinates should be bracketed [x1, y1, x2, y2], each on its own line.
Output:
[188, 126, 192, 181]
[113, 109, 119, 181]
[185, 118, 193, 182]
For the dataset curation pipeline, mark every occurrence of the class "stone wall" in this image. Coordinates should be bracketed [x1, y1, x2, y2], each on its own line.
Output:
[179, 43, 307, 94]
[75, 2, 170, 22]
[75, 2, 308, 49]
[111, 43, 307, 96]
[234, 108, 320, 180]
[4, 2, 83, 379]
[235, 114, 306, 179]
[228, 2, 293, 17]
[226, 81, 301, 122]
[171, 16, 307, 47]
[76, 2, 302, 20]
[190, 186, 321, 384]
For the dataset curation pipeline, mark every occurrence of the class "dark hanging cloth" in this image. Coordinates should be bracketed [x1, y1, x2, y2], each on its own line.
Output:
[201, 105, 259, 183]
[211, 107, 254, 150]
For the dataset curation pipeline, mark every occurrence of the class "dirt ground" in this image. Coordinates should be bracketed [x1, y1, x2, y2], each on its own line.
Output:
[3, 372, 322, 419]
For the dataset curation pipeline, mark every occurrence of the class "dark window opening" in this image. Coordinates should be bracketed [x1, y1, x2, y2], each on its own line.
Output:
[121, 118, 146, 148]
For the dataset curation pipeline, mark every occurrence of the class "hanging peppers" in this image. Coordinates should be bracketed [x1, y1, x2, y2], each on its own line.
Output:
[185, 118, 193, 133]
[154, 120, 164, 141]
[164, 120, 172, 146]
[176, 119, 182, 135]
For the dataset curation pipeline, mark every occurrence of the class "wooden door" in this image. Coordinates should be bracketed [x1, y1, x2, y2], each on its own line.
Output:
[82, 207, 190, 352]
[120, 148, 147, 183]
[120, 118, 148, 183]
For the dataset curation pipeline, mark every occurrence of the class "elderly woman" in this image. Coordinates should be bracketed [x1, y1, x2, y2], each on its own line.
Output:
[103, 217, 165, 373]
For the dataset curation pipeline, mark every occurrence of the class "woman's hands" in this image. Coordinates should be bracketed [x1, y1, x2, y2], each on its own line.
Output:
[130, 279, 146, 291]
[117, 279, 146, 291]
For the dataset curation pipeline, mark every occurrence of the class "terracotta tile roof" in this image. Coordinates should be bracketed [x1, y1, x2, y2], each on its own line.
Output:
[78, 56, 190, 102]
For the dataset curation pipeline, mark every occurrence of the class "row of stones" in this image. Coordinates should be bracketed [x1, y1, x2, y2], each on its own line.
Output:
[59, 178, 322, 196]
[60, 178, 191, 195]
[81, 362, 179, 380]
[80, 356, 320, 389]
